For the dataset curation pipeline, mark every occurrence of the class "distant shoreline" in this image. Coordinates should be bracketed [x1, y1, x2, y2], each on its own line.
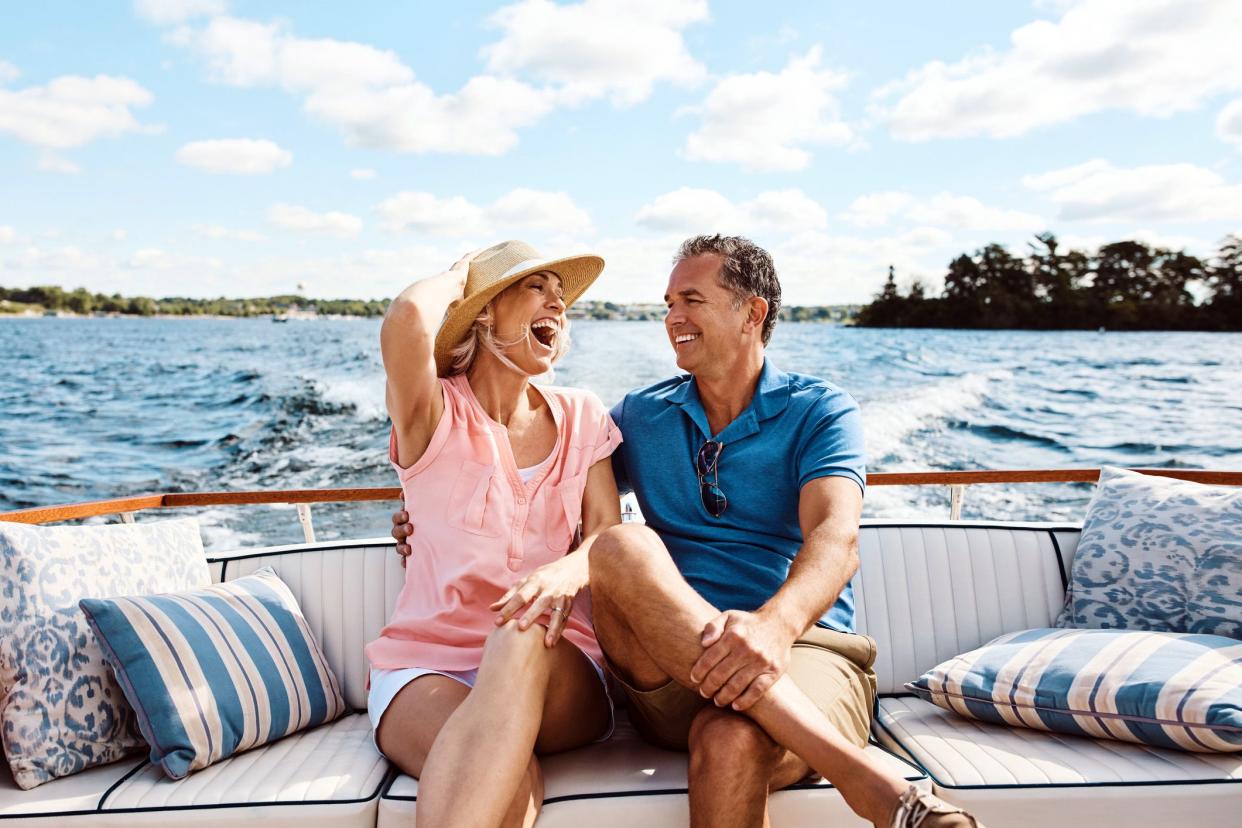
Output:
[0, 300, 862, 324]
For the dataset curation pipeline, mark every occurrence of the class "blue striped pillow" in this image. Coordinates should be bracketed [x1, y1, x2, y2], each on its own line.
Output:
[908, 627, 1242, 753]
[79, 567, 347, 779]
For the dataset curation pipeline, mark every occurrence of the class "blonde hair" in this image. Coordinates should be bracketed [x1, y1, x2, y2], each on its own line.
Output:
[447, 298, 572, 377]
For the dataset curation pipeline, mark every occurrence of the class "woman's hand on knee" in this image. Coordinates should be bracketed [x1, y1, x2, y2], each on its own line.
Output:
[490, 557, 587, 647]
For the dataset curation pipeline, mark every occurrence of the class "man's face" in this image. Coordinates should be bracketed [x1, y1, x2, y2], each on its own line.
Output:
[663, 254, 748, 374]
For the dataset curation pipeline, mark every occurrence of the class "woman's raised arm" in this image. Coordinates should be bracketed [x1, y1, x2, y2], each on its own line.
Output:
[381, 251, 476, 468]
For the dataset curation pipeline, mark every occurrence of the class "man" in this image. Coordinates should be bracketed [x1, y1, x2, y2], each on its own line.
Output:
[394, 235, 978, 827]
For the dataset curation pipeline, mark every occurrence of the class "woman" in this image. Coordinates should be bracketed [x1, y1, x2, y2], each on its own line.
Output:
[364, 240, 622, 828]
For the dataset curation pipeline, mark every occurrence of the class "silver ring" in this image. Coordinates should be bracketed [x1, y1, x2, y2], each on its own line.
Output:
[550, 607, 565, 615]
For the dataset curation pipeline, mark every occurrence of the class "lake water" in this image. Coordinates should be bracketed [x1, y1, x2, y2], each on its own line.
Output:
[2, 318, 1239, 549]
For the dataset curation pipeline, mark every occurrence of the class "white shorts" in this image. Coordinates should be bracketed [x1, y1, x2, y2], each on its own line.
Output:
[368, 657, 615, 751]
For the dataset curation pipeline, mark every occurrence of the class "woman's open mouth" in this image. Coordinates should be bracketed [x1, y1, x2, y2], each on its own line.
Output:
[530, 319, 559, 351]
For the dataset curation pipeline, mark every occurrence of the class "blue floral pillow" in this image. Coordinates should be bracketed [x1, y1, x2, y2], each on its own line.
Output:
[0, 519, 209, 789]
[1055, 466, 1241, 638]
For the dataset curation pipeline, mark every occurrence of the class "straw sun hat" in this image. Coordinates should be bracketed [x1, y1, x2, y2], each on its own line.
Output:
[433, 240, 605, 375]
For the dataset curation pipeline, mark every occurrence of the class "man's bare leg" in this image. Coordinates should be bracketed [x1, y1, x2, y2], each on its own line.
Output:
[590, 524, 907, 826]
[687, 705, 812, 828]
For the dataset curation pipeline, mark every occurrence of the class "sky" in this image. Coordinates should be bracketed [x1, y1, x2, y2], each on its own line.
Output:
[1, 0, 1241, 305]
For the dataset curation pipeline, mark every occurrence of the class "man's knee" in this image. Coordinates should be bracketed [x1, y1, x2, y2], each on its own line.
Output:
[688, 706, 783, 772]
[590, 524, 664, 586]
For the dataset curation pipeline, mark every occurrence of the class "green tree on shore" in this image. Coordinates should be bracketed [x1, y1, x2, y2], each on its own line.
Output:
[855, 234, 1241, 332]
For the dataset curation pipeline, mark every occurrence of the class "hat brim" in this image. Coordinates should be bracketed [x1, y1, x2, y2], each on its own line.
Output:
[434, 253, 605, 375]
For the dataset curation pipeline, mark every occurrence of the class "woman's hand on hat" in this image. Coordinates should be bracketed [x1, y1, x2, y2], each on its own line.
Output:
[439, 248, 484, 297]
[450, 249, 484, 270]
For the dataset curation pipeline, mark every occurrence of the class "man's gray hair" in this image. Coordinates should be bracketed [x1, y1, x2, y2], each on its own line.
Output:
[675, 235, 782, 345]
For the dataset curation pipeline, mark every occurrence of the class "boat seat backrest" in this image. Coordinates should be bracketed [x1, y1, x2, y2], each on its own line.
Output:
[212, 541, 405, 712]
[207, 525, 1083, 708]
[854, 523, 1080, 694]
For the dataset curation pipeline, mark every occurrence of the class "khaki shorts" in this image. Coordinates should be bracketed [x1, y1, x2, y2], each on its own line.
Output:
[609, 627, 878, 752]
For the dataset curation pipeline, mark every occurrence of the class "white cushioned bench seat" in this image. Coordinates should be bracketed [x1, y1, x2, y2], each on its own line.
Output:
[378, 713, 928, 827]
[874, 696, 1242, 828]
[0, 715, 389, 827]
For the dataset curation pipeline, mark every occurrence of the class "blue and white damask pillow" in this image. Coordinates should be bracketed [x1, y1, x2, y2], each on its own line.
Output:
[79, 567, 348, 780]
[908, 627, 1242, 752]
[0, 518, 209, 790]
[1055, 466, 1242, 638]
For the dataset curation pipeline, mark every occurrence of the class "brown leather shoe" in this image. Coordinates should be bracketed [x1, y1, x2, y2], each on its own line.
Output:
[888, 784, 982, 827]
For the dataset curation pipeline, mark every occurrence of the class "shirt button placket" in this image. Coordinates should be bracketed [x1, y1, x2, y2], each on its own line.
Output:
[509, 490, 527, 571]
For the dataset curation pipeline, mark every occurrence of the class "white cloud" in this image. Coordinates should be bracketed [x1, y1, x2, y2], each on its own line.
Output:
[5, 245, 108, 276]
[165, 5, 710, 157]
[771, 231, 962, 304]
[839, 192, 914, 228]
[0, 72, 157, 149]
[376, 189, 593, 237]
[634, 187, 828, 234]
[194, 223, 266, 241]
[839, 191, 1045, 232]
[0, 61, 18, 84]
[350, 168, 376, 180]
[0, 239, 467, 300]
[590, 227, 963, 305]
[683, 48, 852, 172]
[1057, 229, 1215, 255]
[175, 138, 292, 173]
[634, 188, 746, 233]
[112, 229, 127, 241]
[124, 247, 223, 271]
[483, 0, 707, 106]
[487, 189, 594, 235]
[1022, 159, 1242, 223]
[133, 0, 226, 24]
[37, 152, 81, 174]
[876, 0, 1242, 140]
[1217, 98, 1242, 151]
[0, 226, 15, 243]
[267, 203, 363, 239]
[906, 194, 1045, 231]
[170, 15, 555, 156]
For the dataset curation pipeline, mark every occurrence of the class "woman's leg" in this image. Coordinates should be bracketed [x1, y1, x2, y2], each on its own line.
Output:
[374, 673, 470, 778]
[415, 620, 611, 828]
[374, 672, 544, 828]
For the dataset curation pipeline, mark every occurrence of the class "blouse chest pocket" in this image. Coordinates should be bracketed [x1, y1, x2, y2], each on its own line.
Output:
[543, 472, 586, 554]
[447, 460, 503, 537]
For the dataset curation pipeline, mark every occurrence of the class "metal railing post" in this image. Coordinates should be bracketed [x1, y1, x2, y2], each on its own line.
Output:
[949, 485, 966, 520]
[296, 503, 316, 543]
[120, 512, 136, 524]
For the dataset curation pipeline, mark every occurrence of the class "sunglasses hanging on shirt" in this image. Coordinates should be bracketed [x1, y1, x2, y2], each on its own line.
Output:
[696, 439, 728, 518]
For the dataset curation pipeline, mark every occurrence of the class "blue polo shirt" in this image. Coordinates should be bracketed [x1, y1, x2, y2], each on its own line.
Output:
[610, 359, 866, 633]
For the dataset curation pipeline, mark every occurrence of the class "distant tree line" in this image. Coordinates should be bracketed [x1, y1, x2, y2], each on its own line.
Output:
[855, 234, 1242, 331]
[0, 286, 389, 318]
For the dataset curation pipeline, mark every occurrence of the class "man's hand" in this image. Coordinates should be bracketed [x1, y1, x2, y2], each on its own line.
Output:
[689, 610, 796, 712]
[391, 509, 413, 568]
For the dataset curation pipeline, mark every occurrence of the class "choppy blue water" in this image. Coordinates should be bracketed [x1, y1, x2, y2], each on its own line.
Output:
[2, 318, 1239, 549]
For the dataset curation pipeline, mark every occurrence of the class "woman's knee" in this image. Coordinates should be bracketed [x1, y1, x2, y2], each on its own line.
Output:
[484, 619, 551, 660]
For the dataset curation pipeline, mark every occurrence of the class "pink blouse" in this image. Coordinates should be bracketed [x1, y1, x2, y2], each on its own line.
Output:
[365, 374, 623, 672]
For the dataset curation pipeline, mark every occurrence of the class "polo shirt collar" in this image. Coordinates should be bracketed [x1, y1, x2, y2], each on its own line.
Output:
[668, 358, 791, 441]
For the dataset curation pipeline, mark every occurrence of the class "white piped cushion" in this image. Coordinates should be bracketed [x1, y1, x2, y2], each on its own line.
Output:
[875, 696, 1242, 828]
[380, 713, 927, 827]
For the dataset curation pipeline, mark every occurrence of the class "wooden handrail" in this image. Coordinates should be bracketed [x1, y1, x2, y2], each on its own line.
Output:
[1, 468, 1239, 525]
